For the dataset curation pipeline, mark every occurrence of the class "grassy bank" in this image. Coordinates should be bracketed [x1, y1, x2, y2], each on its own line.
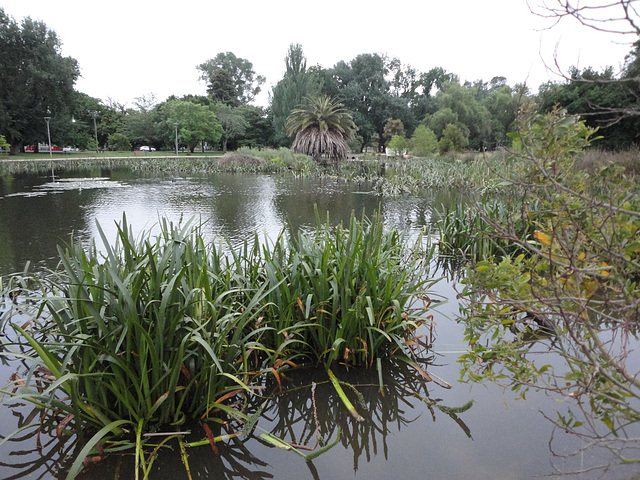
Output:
[0, 147, 321, 176]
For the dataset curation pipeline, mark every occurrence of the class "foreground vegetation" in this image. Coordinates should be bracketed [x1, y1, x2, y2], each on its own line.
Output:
[436, 108, 640, 474]
[0, 210, 438, 479]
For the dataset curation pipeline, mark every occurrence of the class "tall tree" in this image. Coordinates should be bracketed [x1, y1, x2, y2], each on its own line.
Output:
[163, 99, 222, 153]
[270, 43, 321, 146]
[482, 80, 518, 148]
[197, 52, 265, 107]
[382, 118, 405, 144]
[409, 124, 438, 157]
[0, 9, 79, 154]
[121, 103, 163, 149]
[323, 53, 392, 151]
[538, 65, 639, 148]
[532, 1, 640, 148]
[235, 104, 272, 149]
[211, 102, 248, 152]
[434, 81, 493, 150]
[286, 95, 357, 165]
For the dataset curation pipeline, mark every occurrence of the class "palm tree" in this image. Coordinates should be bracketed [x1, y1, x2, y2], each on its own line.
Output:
[286, 95, 357, 165]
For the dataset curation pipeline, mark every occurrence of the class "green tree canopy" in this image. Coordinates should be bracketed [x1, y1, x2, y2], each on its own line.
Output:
[435, 81, 492, 150]
[409, 124, 438, 157]
[482, 82, 518, 147]
[322, 53, 393, 152]
[438, 123, 468, 154]
[387, 134, 408, 157]
[121, 97, 163, 150]
[382, 118, 405, 145]
[235, 104, 272, 149]
[425, 107, 466, 139]
[212, 102, 248, 152]
[0, 8, 79, 154]
[163, 99, 222, 152]
[107, 132, 131, 151]
[538, 64, 640, 149]
[197, 52, 265, 107]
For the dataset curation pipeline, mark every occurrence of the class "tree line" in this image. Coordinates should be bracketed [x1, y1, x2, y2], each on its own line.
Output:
[1, 7, 639, 156]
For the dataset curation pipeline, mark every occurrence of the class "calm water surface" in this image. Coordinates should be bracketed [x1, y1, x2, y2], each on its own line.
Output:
[0, 169, 630, 479]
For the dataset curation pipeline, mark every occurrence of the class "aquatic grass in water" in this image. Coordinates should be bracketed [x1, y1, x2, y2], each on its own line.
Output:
[2, 216, 273, 478]
[0, 210, 439, 478]
[261, 208, 438, 370]
[435, 200, 535, 262]
[0, 152, 320, 177]
[339, 152, 516, 195]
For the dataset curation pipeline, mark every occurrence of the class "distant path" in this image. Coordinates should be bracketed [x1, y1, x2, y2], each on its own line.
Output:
[0, 155, 214, 163]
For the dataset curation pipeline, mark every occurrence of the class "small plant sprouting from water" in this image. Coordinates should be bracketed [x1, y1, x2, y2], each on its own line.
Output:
[0, 210, 440, 479]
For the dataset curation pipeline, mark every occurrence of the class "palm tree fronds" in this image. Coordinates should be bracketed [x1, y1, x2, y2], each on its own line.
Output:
[286, 95, 357, 165]
[291, 128, 351, 163]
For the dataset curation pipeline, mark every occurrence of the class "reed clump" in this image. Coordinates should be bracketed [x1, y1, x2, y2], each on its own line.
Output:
[260, 209, 437, 368]
[435, 200, 535, 262]
[1, 210, 437, 478]
[338, 152, 516, 196]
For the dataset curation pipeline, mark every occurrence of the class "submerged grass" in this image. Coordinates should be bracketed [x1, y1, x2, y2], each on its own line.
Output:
[0, 210, 438, 478]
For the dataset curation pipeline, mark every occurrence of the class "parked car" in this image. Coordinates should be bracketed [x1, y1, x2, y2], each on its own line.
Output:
[139, 146, 156, 151]
[25, 145, 62, 152]
[63, 146, 79, 152]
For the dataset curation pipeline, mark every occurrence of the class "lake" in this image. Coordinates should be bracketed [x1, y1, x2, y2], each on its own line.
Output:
[0, 168, 630, 479]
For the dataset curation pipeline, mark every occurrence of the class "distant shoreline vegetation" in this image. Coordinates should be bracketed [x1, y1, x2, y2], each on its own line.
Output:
[2, 146, 636, 196]
[0, 147, 519, 194]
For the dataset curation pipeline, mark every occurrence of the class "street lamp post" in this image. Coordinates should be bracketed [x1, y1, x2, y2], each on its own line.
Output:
[44, 116, 52, 158]
[91, 112, 99, 153]
[174, 123, 179, 155]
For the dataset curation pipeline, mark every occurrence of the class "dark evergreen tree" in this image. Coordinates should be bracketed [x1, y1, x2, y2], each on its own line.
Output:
[271, 44, 321, 146]
[0, 8, 79, 154]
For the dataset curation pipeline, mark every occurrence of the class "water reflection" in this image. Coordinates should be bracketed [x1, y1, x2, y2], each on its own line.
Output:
[0, 170, 461, 274]
[257, 363, 472, 475]
[69, 362, 471, 480]
[0, 404, 74, 480]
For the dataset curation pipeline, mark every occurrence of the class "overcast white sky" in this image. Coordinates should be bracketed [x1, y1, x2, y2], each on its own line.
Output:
[1, 0, 634, 108]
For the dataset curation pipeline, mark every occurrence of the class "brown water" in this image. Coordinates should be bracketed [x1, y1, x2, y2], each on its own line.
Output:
[0, 169, 631, 479]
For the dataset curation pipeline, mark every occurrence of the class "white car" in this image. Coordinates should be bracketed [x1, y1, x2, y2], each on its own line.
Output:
[139, 146, 156, 151]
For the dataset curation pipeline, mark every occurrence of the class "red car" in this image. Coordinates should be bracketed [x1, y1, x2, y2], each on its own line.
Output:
[25, 145, 62, 152]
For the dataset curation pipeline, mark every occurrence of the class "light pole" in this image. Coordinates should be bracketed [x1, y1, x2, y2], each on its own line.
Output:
[174, 123, 179, 155]
[91, 111, 99, 153]
[44, 116, 52, 158]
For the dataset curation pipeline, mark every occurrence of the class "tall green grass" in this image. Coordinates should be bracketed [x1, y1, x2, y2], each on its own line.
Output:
[435, 200, 535, 262]
[1, 210, 438, 478]
[339, 151, 515, 195]
[0, 151, 319, 176]
[3, 217, 273, 478]
[261, 209, 437, 368]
